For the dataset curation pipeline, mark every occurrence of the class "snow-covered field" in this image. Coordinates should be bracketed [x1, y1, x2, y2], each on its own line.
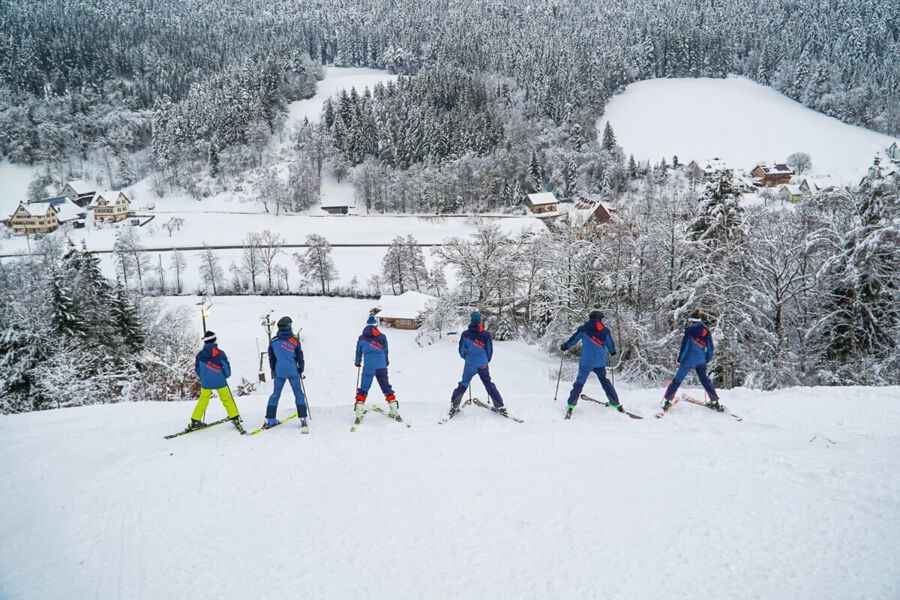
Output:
[599, 76, 899, 184]
[2, 296, 899, 599]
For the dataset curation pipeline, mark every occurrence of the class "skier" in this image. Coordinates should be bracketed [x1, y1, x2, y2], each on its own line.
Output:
[353, 315, 400, 421]
[661, 309, 721, 411]
[264, 316, 308, 430]
[560, 310, 621, 418]
[448, 312, 506, 416]
[186, 331, 243, 432]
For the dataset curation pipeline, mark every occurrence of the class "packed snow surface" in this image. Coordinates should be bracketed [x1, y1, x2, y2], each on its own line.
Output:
[1, 296, 898, 599]
[599, 76, 898, 184]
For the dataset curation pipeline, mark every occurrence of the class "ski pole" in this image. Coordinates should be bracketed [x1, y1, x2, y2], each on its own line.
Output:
[553, 353, 564, 402]
[356, 365, 361, 396]
[300, 375, 311, 420]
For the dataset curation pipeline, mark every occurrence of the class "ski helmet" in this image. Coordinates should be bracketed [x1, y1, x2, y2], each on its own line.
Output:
[589, 310, 604, 321]
[277, 316, 293, 330]
[202, 331, 217, 343]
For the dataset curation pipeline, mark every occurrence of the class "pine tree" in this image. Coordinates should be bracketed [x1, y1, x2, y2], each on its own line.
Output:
[529, 149, 544, 192]
[49, 274, 84, 337]
[601, 122, 618, 153]
[111, 281, 145, 346]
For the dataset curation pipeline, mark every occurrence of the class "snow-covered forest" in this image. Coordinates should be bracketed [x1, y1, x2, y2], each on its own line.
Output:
[2, 0, 898, 200]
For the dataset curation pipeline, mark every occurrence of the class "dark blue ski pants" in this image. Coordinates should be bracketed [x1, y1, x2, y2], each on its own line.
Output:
[357, 368, 395, 400]
[664, 362, 718, 401]
[452, 365, 504, 408]
[267, 375, 307, 419]
[567, 365, 619, 406]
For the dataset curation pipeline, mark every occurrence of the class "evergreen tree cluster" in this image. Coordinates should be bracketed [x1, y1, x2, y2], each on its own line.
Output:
[0, 0, 897, 171]
[0, 242, 196, 413]
[325, 70, 504, 169]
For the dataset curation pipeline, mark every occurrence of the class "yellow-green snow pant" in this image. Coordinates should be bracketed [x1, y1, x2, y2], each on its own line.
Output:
[191, 386, 239, 421]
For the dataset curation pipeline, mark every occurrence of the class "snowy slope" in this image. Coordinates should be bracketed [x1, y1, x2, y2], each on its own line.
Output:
[1, 296, 899, 599]
[599, 76, 898, 184]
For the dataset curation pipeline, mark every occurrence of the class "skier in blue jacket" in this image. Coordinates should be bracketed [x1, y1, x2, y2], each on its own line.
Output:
[185, 331, 243, 432]
[448, 312, 506, 416]
[662, 309, 721, 411]
[264, 316, 308, 430]
[354, 315, 400, 420]
[560, 310, 621, 418]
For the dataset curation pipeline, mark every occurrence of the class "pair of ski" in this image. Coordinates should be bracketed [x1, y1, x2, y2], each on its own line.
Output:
[350, 403, 412, 432]
[566, 394, 643, 420]
[164, 416, 247, 439]
[438, 397, 525, 424]
[656, 393, 743, 421]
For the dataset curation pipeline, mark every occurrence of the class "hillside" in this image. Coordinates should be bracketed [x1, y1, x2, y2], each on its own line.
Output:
[599, 76, 898, 184]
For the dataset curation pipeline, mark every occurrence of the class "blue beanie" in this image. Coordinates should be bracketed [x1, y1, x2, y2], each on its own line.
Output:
[367, 315, 377, 325]
[470, 311, 482, 324]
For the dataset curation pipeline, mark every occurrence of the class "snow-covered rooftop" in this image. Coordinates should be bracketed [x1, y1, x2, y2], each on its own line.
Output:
[92, 191, 124, 206]
[377, 291, 436, 320]
[24, 197, 85, 221]
[780, 184, 802, 195]
[64, 180, 96, 195]
[526, 192, 558, 206]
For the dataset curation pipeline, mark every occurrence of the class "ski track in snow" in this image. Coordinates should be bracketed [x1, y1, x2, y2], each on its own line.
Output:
[1, 297, 899, 599]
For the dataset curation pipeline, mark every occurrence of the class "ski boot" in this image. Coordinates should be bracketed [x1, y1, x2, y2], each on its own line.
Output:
[607, 400, 625, 413]
[661, 396, 673, 412]
[230, 415, 246, 434]
[707, 398, 725, 412]
[495, 405, 508, 417]
[262, 417, 280, 429]
[300, 418, 309, 434]
[185, 418, 206, 432]
[387, 398, 402, 421]
[565, 405, 574, 420]
[354, 400, 366, 423]
[448, 392, 464, 418]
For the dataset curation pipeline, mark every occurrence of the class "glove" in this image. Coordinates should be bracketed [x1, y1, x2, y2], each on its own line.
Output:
[300, 373, 305, 380]
[610, 351, 617, 357]
[355, 362, 361, 367]
[560, 342, 567, 351]
[386, 361, 390, 366]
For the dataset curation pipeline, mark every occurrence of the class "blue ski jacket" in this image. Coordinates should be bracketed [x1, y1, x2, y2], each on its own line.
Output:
[269, 330, 305, 378]
[459, 322, 493, 369]
[355, 325, 389, 371]
[563, 319, 616, 368]
[678, 322, 714, 367]
[195, 343, 231, 389]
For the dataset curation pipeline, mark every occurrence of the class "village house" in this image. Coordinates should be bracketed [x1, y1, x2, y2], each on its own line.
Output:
[778, 184, 804, 204]
[91, 190, 132, 222]
[7, 196, 86, 234]
[567, 195, 613, 228]
[685, 157, 731, 183]
[799, 178, 821, 197]
[60, 180, 97, 208]
[751, 163, 793, 187]
[525, 192, 559, 214]
[376, 290, 437, 330]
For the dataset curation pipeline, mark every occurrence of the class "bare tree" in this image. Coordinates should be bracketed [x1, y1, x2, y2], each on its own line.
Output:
[295, 234, 337, 294]
[241, 232, 264, 293]
[786, 152, 812, 174]
[169, 250, 186, 294]
[199, 245, 223, 295]
[258, 230, 284, 292]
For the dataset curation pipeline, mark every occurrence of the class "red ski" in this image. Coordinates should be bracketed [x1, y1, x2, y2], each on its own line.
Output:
[679, 393, 742, 421]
